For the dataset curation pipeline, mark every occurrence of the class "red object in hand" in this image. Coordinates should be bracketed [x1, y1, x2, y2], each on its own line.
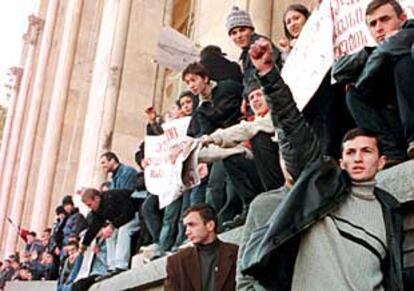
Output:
[250, 45, 265, 60]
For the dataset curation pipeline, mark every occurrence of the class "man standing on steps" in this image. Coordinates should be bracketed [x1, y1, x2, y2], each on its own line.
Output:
[165, 204, 238, 291]
[100, 151, 138, 191]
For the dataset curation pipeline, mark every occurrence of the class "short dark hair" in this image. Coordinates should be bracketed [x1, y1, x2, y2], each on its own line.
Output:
[200, 45, 226, 59]
[81, 188, 101, 202]
[341, 128, 383, 155]
[55, 205, 66, 215]
[43, 228, 51, 234]
[28, 231, 36, 237]
[366, 0, 404, 16]
[283, 4, 310, 40]
[183, 203, 218, 232]
[182, 62, 209, 81]
[178, 90, 193, 105]
[100, 181, 111, 191]
[100, 152, 120, 163]
[66, 241, 79, 249]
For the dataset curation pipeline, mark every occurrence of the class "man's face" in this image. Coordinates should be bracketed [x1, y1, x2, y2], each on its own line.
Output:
[184, 73, 209, 95]
[83, 196, 101, 212]
[229, 26, 254, 48]
[100, 156, 116, 173]
[27, 235, 35, 244]
[340, 136, 386, 182]
[248, 89, 268, 116]
[41, 232, 51, 245]
[63, 203, 73, 214]
[170, 104, 184, 119]
[184, 212, 215, 244]
[366, 3, 406, 43]
[67, 245, 78, 260]
[179, 96, 193, 116]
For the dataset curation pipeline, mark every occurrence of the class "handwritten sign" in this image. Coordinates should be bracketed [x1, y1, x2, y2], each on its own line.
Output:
[331, 0, 414, 59]
[281, 0, 334, 111]
[144, 117, 201, 208]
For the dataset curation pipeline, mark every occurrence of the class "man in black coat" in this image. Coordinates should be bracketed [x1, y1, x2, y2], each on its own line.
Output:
[240, 37, 409, 291]
[80, 188, 141, 273]
[183, 62, 264, 227]
[337, 0, 414, 166]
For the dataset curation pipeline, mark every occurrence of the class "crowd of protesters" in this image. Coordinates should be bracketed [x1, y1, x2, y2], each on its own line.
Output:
[2, 0, 413, 290]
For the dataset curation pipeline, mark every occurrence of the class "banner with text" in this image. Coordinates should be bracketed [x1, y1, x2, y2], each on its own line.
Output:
[331, 0, 414, 59]
[144, 117, 201, 208]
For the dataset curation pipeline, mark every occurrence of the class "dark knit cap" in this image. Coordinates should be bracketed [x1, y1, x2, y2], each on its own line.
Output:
[243, 79, 261, 101]
[225, 6, 254, 34]
[62, 195, 73, 206]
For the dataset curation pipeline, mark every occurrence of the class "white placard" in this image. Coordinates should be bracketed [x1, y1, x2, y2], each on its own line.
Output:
[144, 117, 201, 208]
[281, 0, 334, 111]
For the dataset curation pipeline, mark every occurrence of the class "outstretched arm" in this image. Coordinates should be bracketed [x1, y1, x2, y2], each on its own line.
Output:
[249, 38, 322, 180]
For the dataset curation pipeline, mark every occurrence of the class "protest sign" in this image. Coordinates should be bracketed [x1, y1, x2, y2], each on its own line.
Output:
[144, 117, 201, 208]
[331, 0, 414, 59]
[281, 0, 334, 111]
[154, 26, 199, 71]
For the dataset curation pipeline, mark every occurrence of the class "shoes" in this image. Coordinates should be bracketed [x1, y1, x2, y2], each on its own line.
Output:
[408, 142, 414, 159]
[94, 268, 125, 282]
[141, 243, 165, 263]
[140, 243, 160, 252]
[221, 212, 247, 231]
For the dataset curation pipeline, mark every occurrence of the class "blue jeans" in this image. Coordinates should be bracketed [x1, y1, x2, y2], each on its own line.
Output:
[106, 213, 140, 270]
[158, 197, 182, 251]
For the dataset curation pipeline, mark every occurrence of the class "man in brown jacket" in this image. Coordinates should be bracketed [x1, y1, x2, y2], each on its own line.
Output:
[164, 203, 238, 291]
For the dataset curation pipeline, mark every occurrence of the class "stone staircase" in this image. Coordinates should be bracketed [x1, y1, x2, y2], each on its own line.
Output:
[5, 160, 414, 291]
[88, 227, 242, 291]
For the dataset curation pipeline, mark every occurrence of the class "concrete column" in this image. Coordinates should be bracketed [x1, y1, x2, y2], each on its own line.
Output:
[76, 0, 132, 190]
[248, 0, 273, 36]
[0, 68, 23, 183]
[31, 0, 84, 233]
[4, 0, 60, 255]
[0, 13, 44, 244]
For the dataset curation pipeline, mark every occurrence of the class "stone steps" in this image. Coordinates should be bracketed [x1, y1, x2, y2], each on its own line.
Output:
[89, 227, 242, 291]
[5, 280, 57, 291]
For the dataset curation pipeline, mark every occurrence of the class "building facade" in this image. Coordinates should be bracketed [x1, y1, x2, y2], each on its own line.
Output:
[0, 0, 315, 255]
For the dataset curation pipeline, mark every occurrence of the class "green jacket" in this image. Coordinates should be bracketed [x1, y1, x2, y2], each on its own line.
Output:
[240, 68, 405, 291]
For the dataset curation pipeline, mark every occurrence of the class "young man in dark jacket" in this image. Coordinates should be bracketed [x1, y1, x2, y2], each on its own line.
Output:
[165, 204, 238, 291]
[240, 37, 408, 291]
[80, 188, 141, 273]
[335, 0, 414, 166]
[183, 62, 264, 227]
[225, 5, 282, 109]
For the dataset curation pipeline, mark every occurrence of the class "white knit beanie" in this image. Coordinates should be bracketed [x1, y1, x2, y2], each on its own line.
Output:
[225, 6, 254, 34]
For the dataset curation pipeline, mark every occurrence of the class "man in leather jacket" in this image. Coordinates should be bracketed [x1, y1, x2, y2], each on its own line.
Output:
[334, 0, 414, 166]
[240, 37, 409, 290]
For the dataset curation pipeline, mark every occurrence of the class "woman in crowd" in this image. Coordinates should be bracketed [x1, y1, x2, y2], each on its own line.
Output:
[278, 4, 310, 60]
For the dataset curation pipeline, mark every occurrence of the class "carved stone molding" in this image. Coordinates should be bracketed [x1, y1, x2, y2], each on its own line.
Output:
[25, 15, 45, 45]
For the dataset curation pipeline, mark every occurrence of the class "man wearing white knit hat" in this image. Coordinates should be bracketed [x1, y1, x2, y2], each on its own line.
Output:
[225, 6, 282, 100]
